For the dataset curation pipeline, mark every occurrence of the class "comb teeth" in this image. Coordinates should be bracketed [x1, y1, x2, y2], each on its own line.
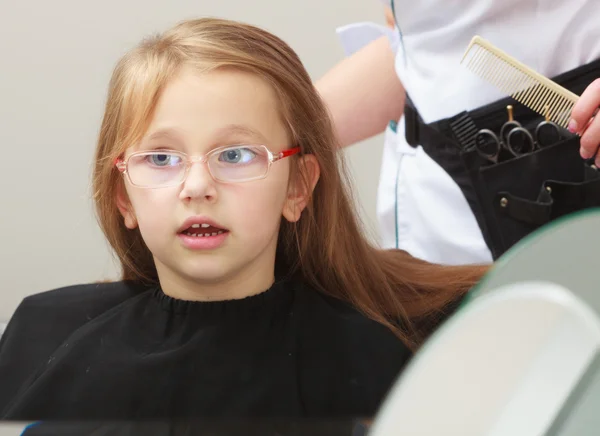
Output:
[449, 112, 479, 150]
[461, 36, 579, 129]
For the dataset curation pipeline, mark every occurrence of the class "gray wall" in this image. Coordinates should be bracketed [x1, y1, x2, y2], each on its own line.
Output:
[0, 0, 386, 321]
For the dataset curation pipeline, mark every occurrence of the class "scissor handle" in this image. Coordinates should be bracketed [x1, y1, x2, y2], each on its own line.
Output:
[500, 120, 522, 144]
[507, 127, 536, 155]
[535, 120, 562, 148]
[475, 129, 501, 162]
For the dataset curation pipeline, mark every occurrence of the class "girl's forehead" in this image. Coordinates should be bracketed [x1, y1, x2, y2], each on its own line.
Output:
[158, 67, 279, 110]
[135, 69, 290, 149]
[142, 124, 269, 145]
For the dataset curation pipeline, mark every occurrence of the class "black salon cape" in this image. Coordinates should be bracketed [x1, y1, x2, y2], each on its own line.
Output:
[0, 279, 411, 421]
[18, 420, 371, 436]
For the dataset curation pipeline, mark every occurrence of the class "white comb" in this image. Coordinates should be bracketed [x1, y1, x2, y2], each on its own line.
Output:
[460, 36, 579, 129]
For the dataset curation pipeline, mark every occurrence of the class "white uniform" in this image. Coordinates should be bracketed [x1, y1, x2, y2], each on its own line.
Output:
[337, 0, 600, 265]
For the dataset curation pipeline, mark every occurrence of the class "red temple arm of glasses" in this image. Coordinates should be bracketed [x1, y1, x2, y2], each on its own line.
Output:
[278, 147, 301, 158]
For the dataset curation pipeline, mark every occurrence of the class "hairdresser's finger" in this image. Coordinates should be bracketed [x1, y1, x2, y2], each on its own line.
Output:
[579, 114, 600, 160]
[569, 78, 600, 134]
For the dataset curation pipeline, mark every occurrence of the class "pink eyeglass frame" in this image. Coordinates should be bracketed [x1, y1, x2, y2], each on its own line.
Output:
[114, 145, 302, 186]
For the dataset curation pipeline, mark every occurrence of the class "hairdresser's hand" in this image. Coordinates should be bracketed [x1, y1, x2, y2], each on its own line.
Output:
[569, 78, 600, 166]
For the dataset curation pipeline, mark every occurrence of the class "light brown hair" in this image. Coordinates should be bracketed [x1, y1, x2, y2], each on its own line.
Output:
[92, 18, 488, 350]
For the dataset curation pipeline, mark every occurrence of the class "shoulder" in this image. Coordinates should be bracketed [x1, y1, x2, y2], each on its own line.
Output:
[0, 281, 150, 413]
[295, 281, 409, 351]
[16, 280, 147, 316]
[1, 280, 150, 357]
[292, 282, 412, 415]
[316, 290, 411, 367]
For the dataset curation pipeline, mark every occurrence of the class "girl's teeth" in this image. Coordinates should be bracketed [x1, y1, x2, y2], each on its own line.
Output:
[184, 230, 225, 237]
[190, 223, 213, 229]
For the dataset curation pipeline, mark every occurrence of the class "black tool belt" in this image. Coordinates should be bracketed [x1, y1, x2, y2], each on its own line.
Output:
[404, 58, 600, 260]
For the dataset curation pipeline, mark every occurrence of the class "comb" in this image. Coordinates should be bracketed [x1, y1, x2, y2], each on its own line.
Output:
[460, 36, 579, 129]
[448, 112, 479, 150]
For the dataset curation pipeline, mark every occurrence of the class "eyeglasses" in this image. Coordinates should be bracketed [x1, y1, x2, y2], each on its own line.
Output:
[115, 145, 301, 188]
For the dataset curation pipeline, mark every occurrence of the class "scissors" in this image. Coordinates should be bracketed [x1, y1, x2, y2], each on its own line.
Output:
[474, 105, 563, 163]
[534, 105, 563, 148]
[499, 105, 522, 145]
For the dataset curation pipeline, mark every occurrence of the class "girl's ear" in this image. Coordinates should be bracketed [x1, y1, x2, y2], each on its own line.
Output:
[116, 183, 138, 229]
[282, 154, 320, 223]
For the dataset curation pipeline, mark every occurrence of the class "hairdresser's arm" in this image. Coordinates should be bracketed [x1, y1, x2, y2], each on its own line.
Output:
[315, 35, 406, 148]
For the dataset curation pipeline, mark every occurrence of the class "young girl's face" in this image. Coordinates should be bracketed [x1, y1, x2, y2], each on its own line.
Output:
[117, 67, 309, 294]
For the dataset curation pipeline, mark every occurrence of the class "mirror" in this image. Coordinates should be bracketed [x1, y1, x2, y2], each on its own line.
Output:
[370, 210, 600, 436]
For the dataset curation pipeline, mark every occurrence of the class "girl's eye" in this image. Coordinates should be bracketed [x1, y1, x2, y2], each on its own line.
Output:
[146, 153, 182, 167]
[218, 147, 257, 164]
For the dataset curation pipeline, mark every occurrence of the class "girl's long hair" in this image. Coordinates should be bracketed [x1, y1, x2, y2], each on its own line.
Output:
[92, 18, 488, 350]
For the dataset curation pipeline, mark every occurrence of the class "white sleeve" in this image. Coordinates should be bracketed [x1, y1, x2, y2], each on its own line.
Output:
[335, 22, 400, 57]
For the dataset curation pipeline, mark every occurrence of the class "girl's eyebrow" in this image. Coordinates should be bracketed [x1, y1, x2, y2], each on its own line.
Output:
[141, 124, 270, 147]
[143, 128, 185, 143]
[214, 123, 269, 144]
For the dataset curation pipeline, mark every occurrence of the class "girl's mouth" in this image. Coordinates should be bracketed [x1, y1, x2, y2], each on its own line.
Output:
[180, 223, 228, 238]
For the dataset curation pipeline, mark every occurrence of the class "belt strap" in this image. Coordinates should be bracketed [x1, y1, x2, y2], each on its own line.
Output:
[405, 57, 600, 149]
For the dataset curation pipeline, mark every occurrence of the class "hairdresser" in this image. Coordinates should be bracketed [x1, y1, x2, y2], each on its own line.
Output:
[317, 0, 600, 264]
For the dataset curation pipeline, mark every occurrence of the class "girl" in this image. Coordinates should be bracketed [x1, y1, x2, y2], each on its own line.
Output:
[0, 18, 485, 420]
